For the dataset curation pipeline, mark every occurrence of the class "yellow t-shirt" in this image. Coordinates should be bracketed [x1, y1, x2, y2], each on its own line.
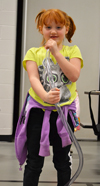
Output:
[23, 45, 83, 107]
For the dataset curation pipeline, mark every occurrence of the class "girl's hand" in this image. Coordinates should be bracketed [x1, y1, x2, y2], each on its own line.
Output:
[44, 88, 60, 104]
[45, 39, 59, 56]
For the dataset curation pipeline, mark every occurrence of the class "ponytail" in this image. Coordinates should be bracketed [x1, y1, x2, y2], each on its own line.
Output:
[66, 16, 76, 43]
[35, 9, 46, 30]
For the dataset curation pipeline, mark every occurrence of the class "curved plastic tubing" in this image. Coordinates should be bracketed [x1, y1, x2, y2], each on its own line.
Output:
[46, 49, 84, 186]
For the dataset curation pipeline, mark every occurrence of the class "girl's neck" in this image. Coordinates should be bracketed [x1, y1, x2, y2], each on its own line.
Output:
[57, 44, 63, 51]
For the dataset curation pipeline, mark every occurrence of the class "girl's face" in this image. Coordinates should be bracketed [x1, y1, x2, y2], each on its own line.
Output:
[40, 21, 68, 47]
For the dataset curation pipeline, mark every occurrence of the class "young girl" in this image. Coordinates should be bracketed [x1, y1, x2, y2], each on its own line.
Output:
[22, 9, 83, 186]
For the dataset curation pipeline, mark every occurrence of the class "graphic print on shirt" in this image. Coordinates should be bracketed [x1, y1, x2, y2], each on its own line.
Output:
[38, 57, 72, 104]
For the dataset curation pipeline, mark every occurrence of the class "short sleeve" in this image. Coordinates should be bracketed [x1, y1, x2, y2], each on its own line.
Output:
[70, 45, 83, 68]
[23, 48, 36, 71]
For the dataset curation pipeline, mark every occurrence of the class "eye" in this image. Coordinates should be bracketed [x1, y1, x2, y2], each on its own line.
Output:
[46, 74, 58, 83]
[61, 73, 68, 84]
[47, 76, 49, 83]
[56, 26, 61, 29]
[45, 74, 50, 84]
[46, 26, 51, 29]
[53, 74, 58, 82]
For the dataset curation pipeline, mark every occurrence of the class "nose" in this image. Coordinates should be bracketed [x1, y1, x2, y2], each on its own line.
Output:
[51, 28, 57, 34]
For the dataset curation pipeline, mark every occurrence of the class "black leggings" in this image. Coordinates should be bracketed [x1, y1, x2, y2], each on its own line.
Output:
[23, 108, 74, 186]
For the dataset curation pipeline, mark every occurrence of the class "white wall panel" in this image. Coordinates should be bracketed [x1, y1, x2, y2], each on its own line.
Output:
[2, 0, 16, 11]
[0, 55, 15, 70]
[0, 99, 13, 113]
[1, 26, 15, 40]
[0, 0, 17, 135]
[0, 84, 13, 101]
[0, 70, 14, 84]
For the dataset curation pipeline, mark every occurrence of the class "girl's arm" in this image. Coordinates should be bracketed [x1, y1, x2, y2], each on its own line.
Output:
[54, 52, 81, 82]
[45, 39, 81, 82]
[26, 60, 60, 104]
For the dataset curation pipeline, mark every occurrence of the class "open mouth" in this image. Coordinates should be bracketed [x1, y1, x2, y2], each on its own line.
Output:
[50, 36, 58, 39]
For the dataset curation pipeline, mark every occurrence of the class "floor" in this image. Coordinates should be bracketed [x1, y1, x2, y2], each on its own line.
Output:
[0, 140, 100, 186]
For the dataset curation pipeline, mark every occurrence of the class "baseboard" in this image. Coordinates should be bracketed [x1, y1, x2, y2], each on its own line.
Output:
[0, 135, 14, 142]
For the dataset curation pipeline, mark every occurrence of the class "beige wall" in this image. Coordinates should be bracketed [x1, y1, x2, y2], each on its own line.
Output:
[21, 0, 100, 139]
[0, 0, 17, 135]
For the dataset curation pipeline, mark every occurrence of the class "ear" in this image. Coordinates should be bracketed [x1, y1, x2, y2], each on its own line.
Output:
[39, 26, 43, 34]
[65, 26, 69, 34]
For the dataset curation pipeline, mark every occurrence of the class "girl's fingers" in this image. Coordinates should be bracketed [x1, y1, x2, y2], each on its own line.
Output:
[46, 88, 60, 104]
[51, 88, 60, 91]
[50, 95, 60, 103]
[51, 88, 60, 95]
[51, 92, 59, 96]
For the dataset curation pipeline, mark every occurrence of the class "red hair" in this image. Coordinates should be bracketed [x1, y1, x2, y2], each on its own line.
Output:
[35, 9, 76, 45]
